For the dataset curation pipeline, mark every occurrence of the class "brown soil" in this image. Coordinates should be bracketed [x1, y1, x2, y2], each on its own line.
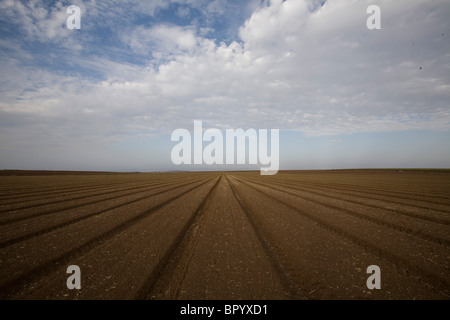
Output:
[0, 170, 449, 299]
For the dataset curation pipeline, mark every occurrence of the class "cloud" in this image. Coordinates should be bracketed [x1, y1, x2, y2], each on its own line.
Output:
[0, 0, 81, 42]
[0, 0, 449, 155]
[124, 25, 201, 59]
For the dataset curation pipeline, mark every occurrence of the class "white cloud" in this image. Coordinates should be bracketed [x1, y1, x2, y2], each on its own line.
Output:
[176, 5, 191, 18]
[1, 0, 449, 153]
[124, 25, 202, 59]
[0, 0, 81, 42]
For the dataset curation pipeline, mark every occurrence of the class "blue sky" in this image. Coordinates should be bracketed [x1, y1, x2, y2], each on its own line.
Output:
[0, 0, 449, 171]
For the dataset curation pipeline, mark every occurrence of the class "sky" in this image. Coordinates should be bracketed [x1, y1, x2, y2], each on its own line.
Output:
[0, 0, 449, 172]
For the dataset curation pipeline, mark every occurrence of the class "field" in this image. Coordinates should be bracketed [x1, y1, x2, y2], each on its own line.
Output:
[0, 170, 449, 300]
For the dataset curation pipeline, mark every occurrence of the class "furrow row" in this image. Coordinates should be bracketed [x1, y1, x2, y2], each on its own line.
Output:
[0, 176, 215, 299]
[0, 177, 205, 225]
[232, 176, 450, 294]
[237, 176, 450, 245]
[0, 177, 209, 248]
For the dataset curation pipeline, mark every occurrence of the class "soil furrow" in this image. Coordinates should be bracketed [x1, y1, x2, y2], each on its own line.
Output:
[0, 176, 215, 299]
[12, 176, 220, 299]
[0, 177, 210, 248]
[136, 175, 222, 299]
[243, 176, 450, 225]
[0, 178, 189, 216]
[0, 176, 142, 198]
[262, 176, 450, 209]
[280, 178, 450, 203]
[236, 176, 450, 245]
[144, 175, 289, 300]
[0, 178, 202, 225]
[0, 181, 141, 203]
[0, 175, 197, 205]
[2, 171, 449, 300]
[294, 181, 450, 213]
[232, 176, 450, 294]
[226, 176, 308, 299]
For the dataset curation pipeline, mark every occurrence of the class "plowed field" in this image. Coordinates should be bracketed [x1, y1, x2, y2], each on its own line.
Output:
[0, 170, 449, 299]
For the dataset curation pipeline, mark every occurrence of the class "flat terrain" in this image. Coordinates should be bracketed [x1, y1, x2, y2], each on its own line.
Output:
[0, 170, 449, 299]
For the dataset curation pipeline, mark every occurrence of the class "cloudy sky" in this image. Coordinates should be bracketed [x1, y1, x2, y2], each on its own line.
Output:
[0, 0, 449, 171]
